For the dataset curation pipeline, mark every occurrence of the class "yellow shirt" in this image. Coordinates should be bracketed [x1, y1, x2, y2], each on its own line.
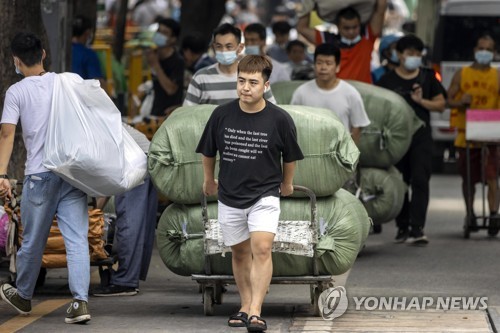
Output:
[452, 66, 499, 147]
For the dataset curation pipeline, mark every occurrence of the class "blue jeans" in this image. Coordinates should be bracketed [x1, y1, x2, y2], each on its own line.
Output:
[111, 177, 158, 287]
[17, 172, 89, 301]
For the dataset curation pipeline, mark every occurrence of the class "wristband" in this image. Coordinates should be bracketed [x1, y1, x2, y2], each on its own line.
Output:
[0, 175, 8, 179]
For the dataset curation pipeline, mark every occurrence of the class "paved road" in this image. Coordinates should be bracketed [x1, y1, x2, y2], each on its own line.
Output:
[1, 174, 499, 332]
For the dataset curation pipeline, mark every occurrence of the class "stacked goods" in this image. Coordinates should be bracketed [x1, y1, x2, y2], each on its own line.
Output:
[157, 189, 370, 276]
[351, 167, 407, 225]
[271, 80, 423, 168]
[347, 81, 423, 168]
[10, 206, 108, 268]
[148, 104, 359, 203]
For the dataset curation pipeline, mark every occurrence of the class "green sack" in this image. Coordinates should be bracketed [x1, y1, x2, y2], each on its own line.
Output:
[347, 81, 424, 168]
[148, 104, 359, 204]
[271, 80, 424, 169]
[354, 166, 407, 225]
[156, 189, 370, 277]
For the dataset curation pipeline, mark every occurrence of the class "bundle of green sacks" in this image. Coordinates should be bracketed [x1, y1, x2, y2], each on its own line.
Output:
[148, 104, 360, 204]
[157, 189, 370, 276]
[352, 167, 407, 225]
[271, 80, 423, 168]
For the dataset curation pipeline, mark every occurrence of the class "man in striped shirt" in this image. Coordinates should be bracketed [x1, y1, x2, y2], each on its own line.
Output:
[183, 23, 276, 106]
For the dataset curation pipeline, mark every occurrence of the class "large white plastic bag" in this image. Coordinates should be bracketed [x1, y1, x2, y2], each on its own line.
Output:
[43, 73, 146, 196]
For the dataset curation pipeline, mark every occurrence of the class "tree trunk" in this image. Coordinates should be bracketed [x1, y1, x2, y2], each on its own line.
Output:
[113, 0, 129, 61]
[0, 0, 49, 180]
[180, 0, 226, 48]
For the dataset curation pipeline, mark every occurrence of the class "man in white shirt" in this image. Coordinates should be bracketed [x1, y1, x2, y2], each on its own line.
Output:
[0, 32, 91, 324]
[291, 43, 370, 144]
[243, 23, 290, 84]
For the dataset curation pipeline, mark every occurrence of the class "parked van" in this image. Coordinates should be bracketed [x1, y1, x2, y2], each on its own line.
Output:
[431, 0, 500, 171]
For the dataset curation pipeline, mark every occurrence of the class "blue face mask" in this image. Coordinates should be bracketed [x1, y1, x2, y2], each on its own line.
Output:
[403, 56, 422, 71]
[153, 32, 168, 47]
[215, 50, 238, 65]
[390, 49, 399, 64]
[475, 50, 494, 65]
[245, 45, 260, 55]
[340, 35, 361, 46]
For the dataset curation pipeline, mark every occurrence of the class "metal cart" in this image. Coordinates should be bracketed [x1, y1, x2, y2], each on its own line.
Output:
[463, 143, 500, 238]
[3, 180, 116, 286]
[191, 185, 332, 316]
[463, 109, 500, 238]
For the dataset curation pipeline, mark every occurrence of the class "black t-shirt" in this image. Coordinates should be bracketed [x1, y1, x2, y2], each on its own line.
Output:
[376, 68, 445, 127]
[196, 99, 304, 209]
[151, 51, 185, 116]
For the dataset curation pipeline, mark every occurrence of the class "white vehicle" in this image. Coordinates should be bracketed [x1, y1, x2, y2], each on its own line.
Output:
[431, 0, 500, 171]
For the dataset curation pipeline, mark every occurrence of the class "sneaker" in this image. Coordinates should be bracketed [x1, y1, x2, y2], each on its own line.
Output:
[65, 299, 91, 324]
[406, 229, 429, 246]
[0, 283, 31, 315]
[394, 228, 409, 243]
[92, 284, 138, 297]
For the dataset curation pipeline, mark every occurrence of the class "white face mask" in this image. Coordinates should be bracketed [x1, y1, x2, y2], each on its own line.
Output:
[215, 50, 238, 65]
[340, 35, 361, 46]
[245, 45, 260, 55]
[403, 56, 422, 71]
[153, 32, 168, 47]
[475, 50, 494, 65]
[14, 58, 22, 76]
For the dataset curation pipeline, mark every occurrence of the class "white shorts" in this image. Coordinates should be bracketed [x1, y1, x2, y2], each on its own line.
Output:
[218, 196, 280, 247]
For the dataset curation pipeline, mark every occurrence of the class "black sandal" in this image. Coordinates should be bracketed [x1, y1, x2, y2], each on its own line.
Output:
[228, 311, 248, 327]
[247, 315, 267, 332]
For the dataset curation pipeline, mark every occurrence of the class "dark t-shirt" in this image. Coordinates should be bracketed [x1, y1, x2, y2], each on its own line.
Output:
[196, 99, 304, 209]
[151, 51, 185, 116]
[377, 68, 445, 127]
[71, 43, 103, 80]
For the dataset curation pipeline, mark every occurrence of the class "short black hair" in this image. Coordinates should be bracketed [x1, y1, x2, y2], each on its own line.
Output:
[244, 23, 266, 41]
[157, 18, 181, 37]
[396, 34, 424, 53]
[272, 21, 291, 35]
[213, 23, 242, 43]
[476, 33, 496, 47]
[182, 34, 208, 54]
[286, 39, 306, 53]
[336, 7, 361, 24]
[11, 32, 44, 67]
[314, 43, 341, 65]
[73, 15, 92, 37]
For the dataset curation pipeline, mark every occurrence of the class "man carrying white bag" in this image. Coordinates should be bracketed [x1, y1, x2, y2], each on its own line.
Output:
[43, 72, 147, 197]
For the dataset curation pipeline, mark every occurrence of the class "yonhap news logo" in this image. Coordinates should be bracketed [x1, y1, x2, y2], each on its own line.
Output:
[318, 288, 488, 321]
[318, 287, 348, 320]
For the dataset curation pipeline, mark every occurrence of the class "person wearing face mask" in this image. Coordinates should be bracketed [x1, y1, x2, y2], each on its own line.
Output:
[371, 34, 402, 84]
[146, 18, 185, 117]
[244, 23, 290, 84]
[266, 21, 292, 63]
[184, 23, 276, 106]
[71, 15, 105, 88]
[297, 0, 387, 83]
[377, 35, 446, 245]
[447, 34, 500, 236]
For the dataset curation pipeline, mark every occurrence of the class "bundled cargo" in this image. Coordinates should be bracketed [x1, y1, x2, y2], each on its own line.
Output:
[148, 104, 359, 204]
[157, 189, 370, 277]
[348, 81, 423, 168]
[271, 80, 423, 168]
[13, 208, 108, 268]
[354, 167, 407, 225]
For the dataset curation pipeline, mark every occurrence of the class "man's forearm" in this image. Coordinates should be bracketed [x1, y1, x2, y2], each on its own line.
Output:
[202, 155, 216, 181]
[282, 161, 296, 185]
[155, 66, 178, 95]
[0, 124, 16, 174]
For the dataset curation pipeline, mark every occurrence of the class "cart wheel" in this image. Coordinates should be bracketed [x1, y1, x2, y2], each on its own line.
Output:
[313, 287, 321, 317]
[463, 217, 471, 239]
[214, 284, 224, 305]
[203, 286, 214, 316]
